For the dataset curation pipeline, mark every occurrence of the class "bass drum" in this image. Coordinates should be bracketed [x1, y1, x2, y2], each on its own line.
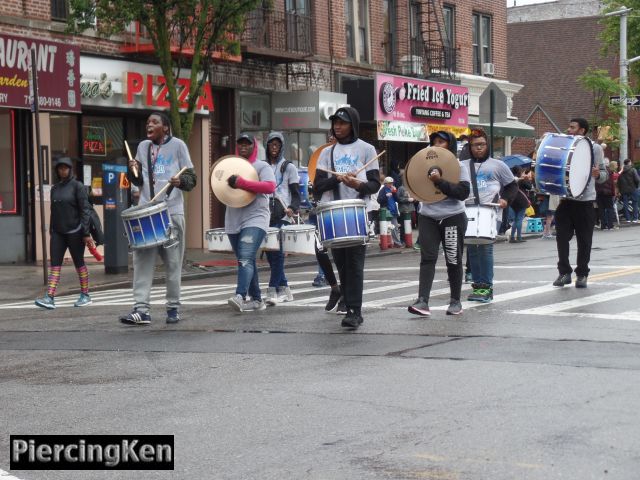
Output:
[535, 133, 593, 198]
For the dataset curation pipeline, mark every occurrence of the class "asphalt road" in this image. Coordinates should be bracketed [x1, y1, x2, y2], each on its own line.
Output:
[1, 227, 640, 480]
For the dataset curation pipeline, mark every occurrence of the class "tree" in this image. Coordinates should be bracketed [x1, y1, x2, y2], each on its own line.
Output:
[600, 0, 640, 78]
[68, 0, 262, 141]
[578, 67, 633, 147]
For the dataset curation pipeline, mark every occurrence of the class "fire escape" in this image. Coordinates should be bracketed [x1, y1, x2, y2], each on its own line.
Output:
[408, 0, 458, 82]
[241, 7, 315, 90]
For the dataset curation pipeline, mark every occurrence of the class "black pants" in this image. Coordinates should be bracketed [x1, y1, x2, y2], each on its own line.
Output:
[331, 244, 367, 312]
[417, 212, 467, 301]
[596, 193, 615, 229]
[50, 230, 86, 268]
[555, 200, 596, 277]
[315, 243, 337, 287]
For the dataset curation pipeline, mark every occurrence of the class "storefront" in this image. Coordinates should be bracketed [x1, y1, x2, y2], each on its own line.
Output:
[0, 33, 81, 263]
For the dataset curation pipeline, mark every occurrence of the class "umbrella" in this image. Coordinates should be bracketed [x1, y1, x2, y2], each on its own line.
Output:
[501, 154, 533, 169]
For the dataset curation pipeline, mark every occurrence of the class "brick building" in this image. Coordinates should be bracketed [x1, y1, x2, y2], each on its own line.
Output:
[0, 0, 531, 263]
[507, 0, 628, 157]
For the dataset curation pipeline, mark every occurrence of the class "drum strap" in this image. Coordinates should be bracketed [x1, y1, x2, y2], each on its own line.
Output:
[147, 143, 155, 199]
[469, 160, 480, 206]
[330, 145, 341, 200]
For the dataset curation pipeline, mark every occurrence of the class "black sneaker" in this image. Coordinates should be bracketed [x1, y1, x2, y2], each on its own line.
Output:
[325, 288, 342, 312]
[408, 297, 430, 316]
[119, 310, 151, 325]
[166, 308, 180, 324]
[575, 276, 588, 288]
[341, 310, 363, 329]
[553, 273, 572, 287]
[335, 299, 347, 315]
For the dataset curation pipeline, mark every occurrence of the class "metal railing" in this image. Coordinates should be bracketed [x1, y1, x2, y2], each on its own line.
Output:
[241, 8, 313, 56]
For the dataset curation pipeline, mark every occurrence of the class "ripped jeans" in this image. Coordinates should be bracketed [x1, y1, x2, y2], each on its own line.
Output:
[228, 227, 266, 301]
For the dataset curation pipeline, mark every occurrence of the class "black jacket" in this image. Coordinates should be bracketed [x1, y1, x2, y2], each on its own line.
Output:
[50, 177, 91, 236]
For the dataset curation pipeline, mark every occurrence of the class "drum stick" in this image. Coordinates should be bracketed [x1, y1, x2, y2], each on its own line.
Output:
[354, 150, 386, 175]
[150, 167, 188, 203]
[315, 166, 340, 176]
[124, 140, 138, 178]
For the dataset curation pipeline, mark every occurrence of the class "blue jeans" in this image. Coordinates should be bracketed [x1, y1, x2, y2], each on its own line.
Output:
[510, 208, 526, 239]
[467, 243, 494, 285]
[228, 227, 266, 300]
[622, 192, 639, 221]
[266, 221, 289, 288]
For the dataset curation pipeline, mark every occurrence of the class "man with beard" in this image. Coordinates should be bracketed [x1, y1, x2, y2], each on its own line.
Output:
[120, 111, 197, 325]
[313, 107, 381, 329]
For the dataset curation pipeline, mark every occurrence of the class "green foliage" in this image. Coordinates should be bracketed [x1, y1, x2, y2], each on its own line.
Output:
[67, 0, 262, 140]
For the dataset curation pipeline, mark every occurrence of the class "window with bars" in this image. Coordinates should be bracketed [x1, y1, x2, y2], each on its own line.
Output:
[472, 12, 492, 75]
[51, 0, 69, 21]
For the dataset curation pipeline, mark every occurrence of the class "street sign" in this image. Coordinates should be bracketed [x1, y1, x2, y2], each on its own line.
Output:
[479, 83, 508, 123]
[609, 95, 640, 106]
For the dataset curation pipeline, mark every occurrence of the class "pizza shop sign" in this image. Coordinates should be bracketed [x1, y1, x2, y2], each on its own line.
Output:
[375, 73, 468, 128]
[79, 57, 213, 114]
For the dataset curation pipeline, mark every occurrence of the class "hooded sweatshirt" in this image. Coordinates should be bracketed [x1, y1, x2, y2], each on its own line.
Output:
[225, 136, 276, 234]
[266, 131, 301, 221]
[313, 106, 381, 202]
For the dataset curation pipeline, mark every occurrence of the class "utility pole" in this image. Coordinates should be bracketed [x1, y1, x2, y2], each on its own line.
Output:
[605, 6, 632, 161]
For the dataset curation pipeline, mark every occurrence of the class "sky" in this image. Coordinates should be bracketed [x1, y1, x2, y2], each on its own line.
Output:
[508, 0, 554, 5]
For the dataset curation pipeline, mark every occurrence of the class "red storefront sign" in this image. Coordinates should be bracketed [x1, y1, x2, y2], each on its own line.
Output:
[123, 72, 214, 111]
[0, 33, 81, 113]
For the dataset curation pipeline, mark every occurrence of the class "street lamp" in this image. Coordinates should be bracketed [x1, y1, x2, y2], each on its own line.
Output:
[604, 6, 632, 161]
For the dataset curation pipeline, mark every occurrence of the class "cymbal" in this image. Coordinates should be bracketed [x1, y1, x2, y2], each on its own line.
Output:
[404, 146, 460, 204]
[210, 155, 259, 208]
[307, 143, 332, 184]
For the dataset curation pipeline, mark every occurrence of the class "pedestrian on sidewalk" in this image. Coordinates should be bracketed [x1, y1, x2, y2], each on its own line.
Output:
[119, 111, 197, 325]
[595, 160, 616, 231]
[35, 157, 95, 310]
[313, 106, 381, 329]
[225, 133, 276, 313]
[264, 132, 300, 306]
[408, 131, 470, 317]
[508, 166, 532, 243]
[552, 118, 607, 289]
[617, 159, 640, 222]
[464, 129, 518, 302]
[377, 177, 404, 247]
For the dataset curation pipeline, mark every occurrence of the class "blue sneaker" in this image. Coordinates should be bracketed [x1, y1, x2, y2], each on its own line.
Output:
[35, 294, 56, 310]
[166, 308, 180, 324]
[74, 293, 92, 307]
[119, 309, 151, 325]
[312, 275, 327, 287]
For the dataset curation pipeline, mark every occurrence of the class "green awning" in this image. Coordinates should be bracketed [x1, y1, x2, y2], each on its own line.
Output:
[468, 116, 536, 138]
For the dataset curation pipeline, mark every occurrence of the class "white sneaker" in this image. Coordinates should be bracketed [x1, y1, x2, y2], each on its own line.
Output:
[277, 286, 294, 302]
[245, 298, 267, 311]
[228, 294, 245, 312]
[265, 287, 278, 306]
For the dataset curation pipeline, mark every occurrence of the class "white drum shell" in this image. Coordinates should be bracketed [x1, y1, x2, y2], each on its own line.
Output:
[262, 227, 281, 251]
[205, 228, 233, 252]
[464, 205, 497, 245]
[281, 225, 316, 255]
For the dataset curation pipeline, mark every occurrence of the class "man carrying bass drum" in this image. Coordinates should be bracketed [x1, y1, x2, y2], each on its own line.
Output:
[313, 107, 381, 330]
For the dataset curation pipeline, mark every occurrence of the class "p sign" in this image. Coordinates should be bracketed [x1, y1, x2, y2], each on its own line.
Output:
[104, 171, 118, 185]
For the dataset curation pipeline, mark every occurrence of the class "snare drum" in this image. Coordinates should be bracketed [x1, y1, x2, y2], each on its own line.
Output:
[464, 205, 497, 245]
[205, 228, 233, 252]
[316, 199, 369, 249]
[281, 224, 316, 255]
[121, 201, 171, 249]
[262, 227, 281, 251]
[298, 168, 312, 210]
[535, 133, 593, 198]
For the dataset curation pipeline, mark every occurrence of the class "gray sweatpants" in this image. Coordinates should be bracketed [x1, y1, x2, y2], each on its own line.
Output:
[132, 214, 185, 313]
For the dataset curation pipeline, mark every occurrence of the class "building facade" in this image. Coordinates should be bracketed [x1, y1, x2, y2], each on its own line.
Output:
[0, 0, 530, 263]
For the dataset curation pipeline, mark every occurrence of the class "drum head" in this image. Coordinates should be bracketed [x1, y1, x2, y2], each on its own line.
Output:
[308, 143, 332, 184]
[210, 155, 258, 208]
[568, 138, 593, 198]
[404, 146, 460, 203]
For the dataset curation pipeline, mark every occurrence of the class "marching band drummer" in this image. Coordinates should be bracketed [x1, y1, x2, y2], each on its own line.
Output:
[463, 128, 518, 303]
[552, 118, 607, 289]
[313, 106, 381, 330]
[120, 111, 197, 326]
[407, 131, 471, 317]
[225, 133, 277, 313]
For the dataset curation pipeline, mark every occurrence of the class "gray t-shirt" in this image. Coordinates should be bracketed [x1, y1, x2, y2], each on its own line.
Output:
[419, 160, 471, 220]
[271, 158, 299, 222]
[317, 140, 378, 202]
[136, 137, 194, 215]
[463, 157, 515, 205]
[224, 160, 276, 234]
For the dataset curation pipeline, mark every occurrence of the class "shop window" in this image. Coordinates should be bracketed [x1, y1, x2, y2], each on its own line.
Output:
[240, 92, 270, 130]
[0, 111, 17, 214]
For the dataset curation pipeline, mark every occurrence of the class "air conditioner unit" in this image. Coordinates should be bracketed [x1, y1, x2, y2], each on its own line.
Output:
[483, 62, 495, 76]
[401, 55, 423, 76]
